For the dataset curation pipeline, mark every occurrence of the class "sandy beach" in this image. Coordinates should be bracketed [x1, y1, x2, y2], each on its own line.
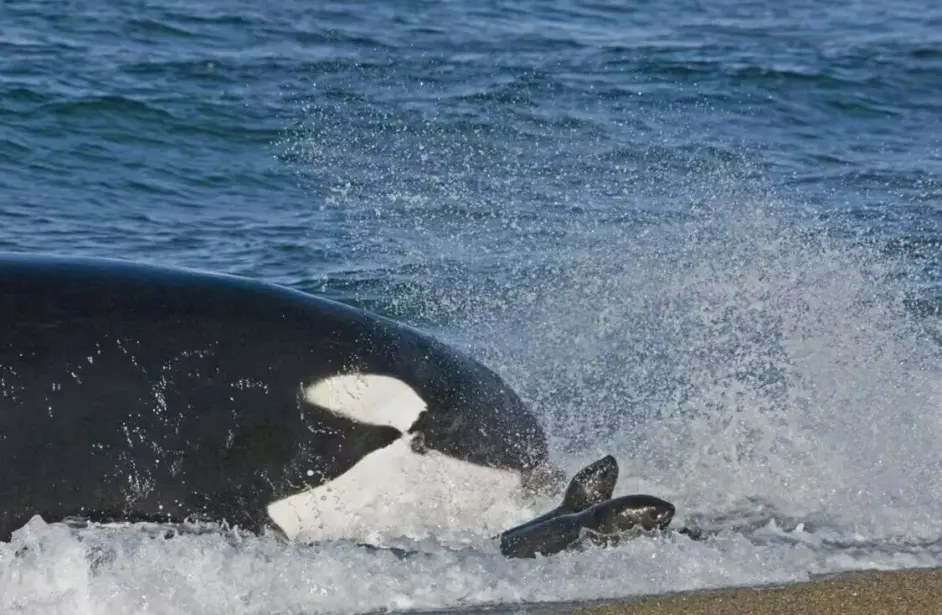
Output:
[547, 567, 942, 615]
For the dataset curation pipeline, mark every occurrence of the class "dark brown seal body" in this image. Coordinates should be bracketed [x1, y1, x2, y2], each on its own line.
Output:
[499, 493, 676, 559]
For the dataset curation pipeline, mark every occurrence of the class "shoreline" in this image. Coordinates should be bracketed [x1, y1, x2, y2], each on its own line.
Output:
[411, 566, 942, 615]
[550, 566, 942, 615]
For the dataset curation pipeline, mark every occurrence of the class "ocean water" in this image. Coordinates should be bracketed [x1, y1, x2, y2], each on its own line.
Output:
[3, 0, 942, 613]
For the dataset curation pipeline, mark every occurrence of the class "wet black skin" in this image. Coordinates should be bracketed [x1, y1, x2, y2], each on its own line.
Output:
[0, 253, 553, 541]
[499, 494, 676, 559]
[499, 454, 619, 538]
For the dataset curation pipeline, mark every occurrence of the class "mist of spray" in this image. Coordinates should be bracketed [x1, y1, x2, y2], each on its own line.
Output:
[313, 169, 942, 543]
[279, 89, 942, 544]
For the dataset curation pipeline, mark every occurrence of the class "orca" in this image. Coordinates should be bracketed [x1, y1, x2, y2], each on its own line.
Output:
[0, 253, 559, 542]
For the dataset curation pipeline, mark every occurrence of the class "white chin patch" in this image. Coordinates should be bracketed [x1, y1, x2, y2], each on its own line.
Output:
[302, 373, 426, 432]
[266, 436, 527, 545]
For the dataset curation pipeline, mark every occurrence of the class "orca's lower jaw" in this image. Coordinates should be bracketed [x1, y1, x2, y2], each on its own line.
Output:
[264, 434, 527, 544]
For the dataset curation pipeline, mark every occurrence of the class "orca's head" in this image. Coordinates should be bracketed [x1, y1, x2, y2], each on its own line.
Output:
[404, 366, 564, 496]
[266, 367, 563, 543]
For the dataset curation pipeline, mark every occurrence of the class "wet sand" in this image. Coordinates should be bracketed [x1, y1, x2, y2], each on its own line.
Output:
[547, 567, 942, 615]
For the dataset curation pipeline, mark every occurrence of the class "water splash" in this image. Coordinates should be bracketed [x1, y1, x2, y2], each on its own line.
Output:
[5, 513, 942, 615]
[284, 87, 942, 543]
[382, 194, 942, 543]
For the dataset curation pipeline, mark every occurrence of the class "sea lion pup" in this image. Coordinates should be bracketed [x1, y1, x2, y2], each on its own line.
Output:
[499, 493, 676, 559]
[499, 454, 619, 538]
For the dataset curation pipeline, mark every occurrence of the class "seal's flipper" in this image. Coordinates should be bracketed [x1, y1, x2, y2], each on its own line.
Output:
[561, 454, 619, 511]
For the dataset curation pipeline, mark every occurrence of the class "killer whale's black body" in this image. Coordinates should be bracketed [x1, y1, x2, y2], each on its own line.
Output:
[0, 253, 550, 541]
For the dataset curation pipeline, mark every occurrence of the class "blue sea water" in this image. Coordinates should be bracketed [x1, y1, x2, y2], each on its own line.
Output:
[3, 0, 942, 613]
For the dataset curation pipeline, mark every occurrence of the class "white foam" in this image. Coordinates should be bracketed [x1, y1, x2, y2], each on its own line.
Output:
[4, 516, 942, 615]
[267, 435, 528, 544]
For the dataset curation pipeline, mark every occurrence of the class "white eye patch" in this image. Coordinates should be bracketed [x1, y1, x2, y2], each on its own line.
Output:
[302, 373, 426, 433]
